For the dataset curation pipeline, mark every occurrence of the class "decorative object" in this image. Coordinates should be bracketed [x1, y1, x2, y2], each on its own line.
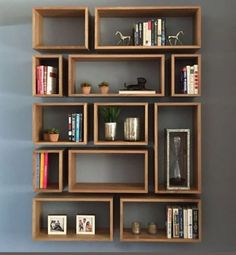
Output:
[124, 77, 147, 90]
[43, 129, 50, 141]
[168, 30, 184, 46]
[48, 215, 67, 235]
[147, 222, 157, 235]
[124, 117, 140, 141]
[98, 81, 109, 94]
[76, 215, 95, 235]
[44, 128, 59, 142]
[115, 31, 131, 46]
[100, 107, 120, 141]
[80, 82, 91, 95]
[131, 221, 141, 235]
[166, 129, 190, 190]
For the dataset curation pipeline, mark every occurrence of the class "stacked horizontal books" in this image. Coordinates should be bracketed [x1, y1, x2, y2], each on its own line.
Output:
[166, 206, 199, 239]
[35, 152, 49, 189]
[133, 19, 166, 46]
[68, 113, 83, 142]
[36, 65, 57, 95]
[180, 65, 199, 94]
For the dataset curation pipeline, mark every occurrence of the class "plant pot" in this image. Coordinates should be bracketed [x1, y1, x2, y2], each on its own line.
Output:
[105, 122, 117, 141]
[43, 133, 49, 141]
[48, 133, 59, 142]
[81, 86, 91, 95]
[99, 86, 109, 94]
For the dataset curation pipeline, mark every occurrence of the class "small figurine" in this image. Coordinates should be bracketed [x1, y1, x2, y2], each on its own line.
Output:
[124, 77, 147, 90]
[115, 31, 131, 46]
[168, 30, 184, 46]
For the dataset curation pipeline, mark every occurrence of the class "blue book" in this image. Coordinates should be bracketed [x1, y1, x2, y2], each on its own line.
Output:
[79, 113, 83, 142]
[72, 113, 76, 142]
[75, 113, 80, 142]
[179, 207, 184, 238]
[36, 153, 40, 189]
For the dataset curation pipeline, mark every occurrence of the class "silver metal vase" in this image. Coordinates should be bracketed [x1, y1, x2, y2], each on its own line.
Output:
[105, 122, 117, 141]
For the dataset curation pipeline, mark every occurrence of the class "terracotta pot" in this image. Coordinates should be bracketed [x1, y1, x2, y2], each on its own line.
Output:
[81, 86, 91, 95]
[48, 133, 59, 142]
[43, 133, 49, 141]
[99, 86, 109, 94]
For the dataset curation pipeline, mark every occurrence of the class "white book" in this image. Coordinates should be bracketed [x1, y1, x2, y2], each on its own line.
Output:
[186, 65, 191, 94]
[119, 90, 156, 95]
[167, 207, 172, 238]
[173, 208, 179, 238]
[183, 208, 188, 239]
[143, 22, 147, 46]
[146, 20, 151, 46]
[190, 66, 195, 94]
[194, 64, 199, 94]
[187, 208, 193, 239]
[46, 66, 57, 94]
[157, 19, 162, 46]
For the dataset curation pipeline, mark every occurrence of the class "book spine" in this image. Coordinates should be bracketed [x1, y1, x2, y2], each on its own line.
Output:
[167, 207, 172, 238]
[154, 19, 158, 46]
[43, 66, 47, 94]
[75, 113, 80, 142]
[151, 19, 155, 46]
[157, 19, 162, 46]
[36, 153, 40, 189]
[40, 153, 44, 189]
[72, 113, 76, 142]
[37, 66, 44, 95]
[46, 66, 57, 94]
[79, 113, 83, 142]
[138, 22, 143, 46]
[143, 22, 148, 46]
[183, 208, 188, 239]
[173, 208, 179, 238]
[190, 66, 195, 94]
[161, 18, 166, 45]
[134, 23, 139, 46]
[147, 20, 151, 46]
[43, 152, 48, 189]
[192, 208, 199, 239]
[194, 64, 199, 94]
[36, 66, 41, 95]
[179, 207, 184, 238]
[68, 114, 72, 141]
[187, 208, 193, 239]
[186, 65, 191, 94]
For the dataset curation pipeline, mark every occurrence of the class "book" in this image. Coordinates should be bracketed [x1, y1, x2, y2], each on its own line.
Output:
[46, 66, 57, 94]
[36, 153, 40, 189]
[119, 90, 156, 95]
[157, 19, 162, 46]
[161, 18, 166, 45]
[138, 22, 143, 46]
[187, 208, 193, 239]
[173, 208, 179, 238]
[40, 153, 44, 189]
[180, 67, 187, 94]
[194, 64, 199, 94]
[167, 207, 172, 238]
[190, 66, 195, 94]
[43, 152, 48, 189]
[183, 208, 188, 239]
[143, 22, 148, 46]
[179, 207, 184, 238]
[134, 23, 139, 46]
[154, 19, 158, 46]
[186, 65, 191, 94]
[146, 20, 152, 46]
[79, 113, 83, 142]
[72, 113, 76, 142]
[151, 19, 155, 46]
[192, 208, 199, 239]
[36, 66, 44, 95]
[75, 113, 80, 142]
[68, 114, 72, 141]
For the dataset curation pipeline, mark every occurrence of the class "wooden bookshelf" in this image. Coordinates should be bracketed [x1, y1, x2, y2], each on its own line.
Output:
[171, 54, 201, 97]
[32, 54, 63, 97]
[120, 196, 201, 242]
[68, 54, 165, 97]
[32, 194, 113, 241]
[95, 6, 201, 51]
[32, 7, 89, 50]
[32, 103, 88, 145]
[154, 102, 201, 194]
[94, 102, 148, 145]
[68, 149, 148, 193]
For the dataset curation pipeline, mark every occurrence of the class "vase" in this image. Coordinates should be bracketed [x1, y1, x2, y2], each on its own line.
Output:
[105, 122, 117, 141]
[124, 117, 140, 141]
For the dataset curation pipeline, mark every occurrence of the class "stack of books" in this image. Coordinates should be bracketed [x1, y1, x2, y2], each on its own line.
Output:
[133, 18, 166, 46]
[68, 113, 83, 142]
[180, 65, 199, 94]
[36, 65, 57, 95]
[166, 206, 199, 239]
[35, 152, 49, 189]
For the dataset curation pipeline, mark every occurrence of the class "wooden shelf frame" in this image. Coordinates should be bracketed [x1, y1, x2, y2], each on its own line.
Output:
[95, 6, 201, 51]
[32, 194, 113, 241]
[32, 54, 63, 97]
[171, 54, 201, 97]
[68, 54, 165, 97]
[33, 149, 64, 192]
[94, 102, 149, 145]
[120, 196, 201, 242]
[32, 102, 88, 145]
[32, 6, 89, 50]
[154, 102, 201, 194]
[68, 149, 148, 193]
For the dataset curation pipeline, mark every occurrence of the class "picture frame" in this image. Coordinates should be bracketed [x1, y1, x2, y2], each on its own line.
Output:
[166, 128, 190, 190]
[48, 215, 67, 235]
[76, 215, 95, 235]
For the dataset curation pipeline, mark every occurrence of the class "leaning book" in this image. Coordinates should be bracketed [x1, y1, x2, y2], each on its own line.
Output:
[119, 90, 156, 95]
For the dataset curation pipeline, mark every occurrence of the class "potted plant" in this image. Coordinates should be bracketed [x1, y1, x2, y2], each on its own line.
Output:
[98, 81, 109, 94]
[100, 107, 120, 141]
[47, 128, 60, 142]
[80, 82, 91, 95]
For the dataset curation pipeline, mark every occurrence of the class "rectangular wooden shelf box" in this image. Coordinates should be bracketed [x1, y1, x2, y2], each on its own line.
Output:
[95, 6, 201, 51]
[32, 55, 63, 97]
[33, 149, 64, 193]
[68, 149, 148, 193]
[94, 102, 148, 145]
[32, 194, 113, 241]
[32, 7, 89, 50]
[32, 103, 88, 145]
[68, 54, 165, 97]
[171, 54, 201, 97]
[154, 102, 201, 194]
[120, 196, 201, 242]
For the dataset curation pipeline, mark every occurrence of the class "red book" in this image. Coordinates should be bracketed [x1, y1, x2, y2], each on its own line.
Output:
[43, 152, 48, 189]
[36, 66, 43, 95]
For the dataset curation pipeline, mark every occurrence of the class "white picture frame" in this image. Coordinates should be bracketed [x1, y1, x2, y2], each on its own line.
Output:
[76, 215, 95, 235]
[48, 215, 67, 235]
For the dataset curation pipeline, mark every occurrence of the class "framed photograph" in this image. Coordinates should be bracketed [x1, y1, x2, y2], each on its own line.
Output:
[76, 215, 95, 235]
[166, 129, 190, 190]
[48, 215, 67, 235]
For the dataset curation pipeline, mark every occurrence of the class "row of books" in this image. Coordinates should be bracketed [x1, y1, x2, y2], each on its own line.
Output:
[68, 113, 83, 142]
[36, 65, 57, 95]
[180, 65, 199, 94]
[35, 153, 49, 189]
[166, 206, 199, 239]
[133, 19, 166, 46]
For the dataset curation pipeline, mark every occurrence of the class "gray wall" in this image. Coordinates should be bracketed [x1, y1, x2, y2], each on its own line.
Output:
[0, 0, 236, 253]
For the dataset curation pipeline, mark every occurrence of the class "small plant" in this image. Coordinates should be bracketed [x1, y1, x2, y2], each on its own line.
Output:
[47, 128, 59, 134]
[80, 82, 91, 88]
[80, 82, 92, 94]
[98, 81, 109, 87]
[98, 81, 109, 94]
[100, 107, 120, 123]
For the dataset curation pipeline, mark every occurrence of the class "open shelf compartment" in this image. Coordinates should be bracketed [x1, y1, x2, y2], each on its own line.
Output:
[32, 194, 113, 241]
[68, 149, 148, 193]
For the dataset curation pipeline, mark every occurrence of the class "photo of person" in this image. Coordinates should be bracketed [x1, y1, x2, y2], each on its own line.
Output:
[76, 215, 95, 235]
[48, 215, 67, 235]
